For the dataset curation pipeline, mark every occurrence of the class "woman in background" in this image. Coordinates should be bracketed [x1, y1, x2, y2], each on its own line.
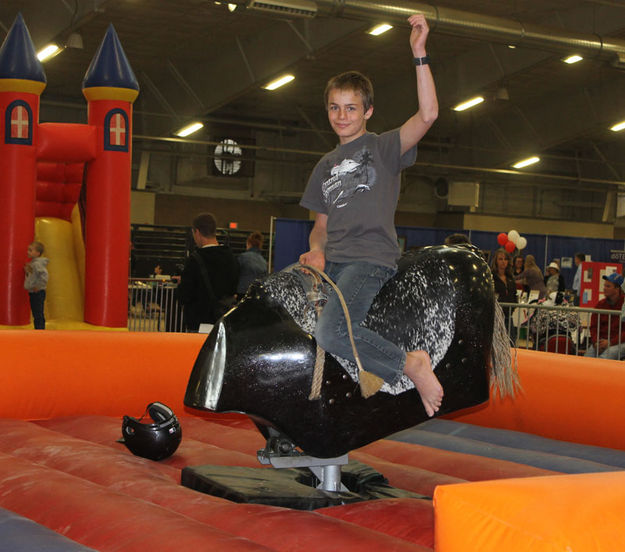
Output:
[512, 255, 524, 276]
[491, 248, 518, 339]
[491, 248, 518, 304]
[512, 255, 525, 291]
[515, 254, 547, 299]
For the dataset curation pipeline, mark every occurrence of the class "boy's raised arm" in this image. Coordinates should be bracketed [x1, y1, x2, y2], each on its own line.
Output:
[400, 14, 439, 155]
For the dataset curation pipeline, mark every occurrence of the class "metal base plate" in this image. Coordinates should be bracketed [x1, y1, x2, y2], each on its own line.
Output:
[181, 460, 427, 511]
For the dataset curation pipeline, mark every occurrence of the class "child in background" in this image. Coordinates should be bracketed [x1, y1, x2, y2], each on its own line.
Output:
[24, 241, 49, 330]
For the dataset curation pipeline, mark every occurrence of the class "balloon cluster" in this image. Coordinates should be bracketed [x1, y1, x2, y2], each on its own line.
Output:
[497, 230, 527, 253]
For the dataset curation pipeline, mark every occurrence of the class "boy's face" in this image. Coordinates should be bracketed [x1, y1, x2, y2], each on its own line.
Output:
[603, 280, 620, 301]
[327, 88, 373, 145]
[27, 244, 40, 258]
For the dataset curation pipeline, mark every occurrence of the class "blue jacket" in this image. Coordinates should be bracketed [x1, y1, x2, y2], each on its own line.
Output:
[237, 248, 268, 294]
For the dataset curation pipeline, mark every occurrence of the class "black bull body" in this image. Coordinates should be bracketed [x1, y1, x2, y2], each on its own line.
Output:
[185, 244, 505, 458]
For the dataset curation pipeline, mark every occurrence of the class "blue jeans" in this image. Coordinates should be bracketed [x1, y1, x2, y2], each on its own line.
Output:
[584, 343, 625, 360]
[29, 290, 46, 330]
[315, 261, 405, 385]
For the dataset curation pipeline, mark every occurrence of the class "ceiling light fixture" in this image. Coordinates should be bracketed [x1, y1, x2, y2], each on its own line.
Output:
[247, 0, 317, 18]
[563, 54, 583, 64]
[512, 156, 540, 169]
[610, 120, 625, 132]
[263, 74, 295, 90]
[453, 96, 485, 112]
[368, 24, 393, 36]
[65, 32, 83, 49]
[495, 87, 509, 101]
[228, 3, 237, 11]
[175, 122, 204, 137]
[36, 43, 61, 62]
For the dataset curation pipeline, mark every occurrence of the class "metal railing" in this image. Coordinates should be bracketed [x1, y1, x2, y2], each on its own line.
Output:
[500, 301, 625, 358]
[128, 278, 185, 332]
[126, 280, 625, 360]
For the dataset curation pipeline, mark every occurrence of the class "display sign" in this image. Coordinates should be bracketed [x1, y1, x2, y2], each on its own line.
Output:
[579, 261, 623, 307]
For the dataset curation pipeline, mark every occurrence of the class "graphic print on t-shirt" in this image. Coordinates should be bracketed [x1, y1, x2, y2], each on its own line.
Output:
[322, 148, 375, 209]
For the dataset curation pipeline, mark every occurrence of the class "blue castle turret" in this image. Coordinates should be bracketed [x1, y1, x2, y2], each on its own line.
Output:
[0, 12, 46, 94]
[82, 24, 139, 102]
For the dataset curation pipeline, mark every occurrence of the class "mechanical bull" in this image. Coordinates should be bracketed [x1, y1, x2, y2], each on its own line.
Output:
[184, 244, 516, 459]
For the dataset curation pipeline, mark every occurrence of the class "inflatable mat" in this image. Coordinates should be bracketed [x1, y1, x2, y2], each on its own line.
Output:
[391, 418, 625, 473]
[0, 507, 97, 552]
[0, 331, 623, 551]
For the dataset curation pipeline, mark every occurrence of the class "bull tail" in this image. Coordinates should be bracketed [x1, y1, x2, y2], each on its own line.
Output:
[490, 301, 521, 398]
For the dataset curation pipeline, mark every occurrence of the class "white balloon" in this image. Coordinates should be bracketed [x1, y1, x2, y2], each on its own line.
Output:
[517, 236, 527, 250]
[507, 230, 520, 245]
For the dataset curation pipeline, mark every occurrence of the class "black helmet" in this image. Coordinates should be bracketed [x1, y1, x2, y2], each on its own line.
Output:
[121, 402, 182, 460]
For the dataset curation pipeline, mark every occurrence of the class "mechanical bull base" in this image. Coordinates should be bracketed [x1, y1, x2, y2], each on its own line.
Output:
[184, 245, 513, 462]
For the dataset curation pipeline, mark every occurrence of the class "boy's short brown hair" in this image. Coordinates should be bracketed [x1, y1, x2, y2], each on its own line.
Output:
[31, 241, 44, 255]
[192, 213, 217, 238]
[324, 71, 374, 112]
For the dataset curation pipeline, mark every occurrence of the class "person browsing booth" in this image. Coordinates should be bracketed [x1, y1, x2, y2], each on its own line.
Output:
[298, 14, 442, 416]
[584, 272, 625, 360]
[544, 261, 565, 295]
[177, 213, 239, 332]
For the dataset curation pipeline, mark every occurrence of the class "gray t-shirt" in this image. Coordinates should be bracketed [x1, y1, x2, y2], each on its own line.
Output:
[300, 129, 417, 268]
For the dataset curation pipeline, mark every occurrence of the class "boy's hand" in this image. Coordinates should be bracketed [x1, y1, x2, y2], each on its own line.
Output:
[299, 249, 325, 272]
[408, 13, 429, 57]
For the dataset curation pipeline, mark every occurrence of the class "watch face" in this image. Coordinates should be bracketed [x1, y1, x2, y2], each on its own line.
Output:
[214, 138, 242, 175]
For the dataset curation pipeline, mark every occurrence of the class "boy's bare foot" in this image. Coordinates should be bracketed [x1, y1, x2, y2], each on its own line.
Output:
[403, 350, 443, 417]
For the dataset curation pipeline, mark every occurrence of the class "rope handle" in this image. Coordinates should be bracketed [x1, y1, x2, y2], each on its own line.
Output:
[299, 264, 384, 398]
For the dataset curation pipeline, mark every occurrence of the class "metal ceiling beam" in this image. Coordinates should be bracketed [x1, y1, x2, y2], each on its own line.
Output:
[296, 105, 333, 148]
[451, 73, 625, 171]
[138, 71, 180, 121]
[1, 0, 110, 48]
[591, 142, 622, 181]
[167, 60, 206, 111]
[148, 16, 364, 127]
[133, 134, 625, 188]
[235, 35, 257, 84]
[312, 0, 625, 65]
[588, 0, 625, 8]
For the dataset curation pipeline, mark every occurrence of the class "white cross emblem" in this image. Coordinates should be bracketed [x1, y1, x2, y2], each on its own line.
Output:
[11, 105, 29, 139]
[109, 113, 126, 146]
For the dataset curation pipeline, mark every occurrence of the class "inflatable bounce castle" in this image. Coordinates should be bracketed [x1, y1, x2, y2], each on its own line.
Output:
[0, 13, 138, 329]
